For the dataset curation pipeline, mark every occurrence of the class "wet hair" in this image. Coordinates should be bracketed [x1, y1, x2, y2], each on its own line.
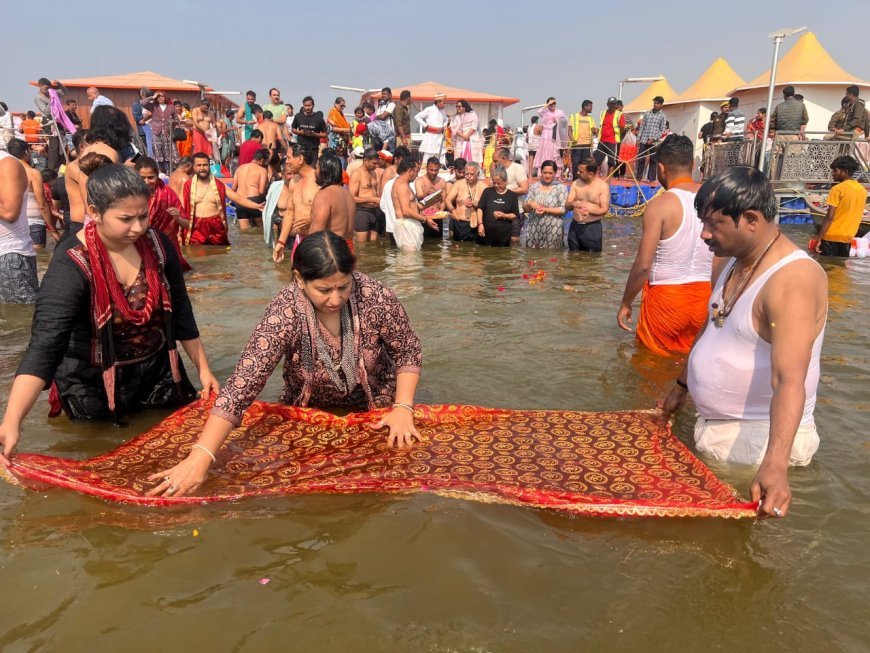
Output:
[134, 156, 160, 173]
[177, 156, 193, 169]
[539, 160, 558, 173]
[88, 105, 133, 152]
[302, 96, 314, 105]
[86, 164, 149, 214]
[250, 129, 263, 139]
[456, 99, 472, 112]
[252, 149, 270, 163]
[400, 90, 411, 100]
[831, 155, 859, 176]
[656, 134, 693, 168]
[426, 156, 440, 168]
[397, 156, 417, 175]
[490, 165, 508, 182]
[7, 139, 29, 159]
[578, 158, 599, 174]
[393, 145, 411, 163]
[41, 168, 58, 183]
[317, 153, 343, 187]
[695, 166, 777, 225]
[288, 142, 316, 166]
[192, 152, 211, 162]
[263, 110, 273, 120]
[363, 147, 378, 161]
[78, 152, 114, 176]
[453, 157, 467, 172]
[292, 231, 355, 281]
[846, 84, 859, 97]
[783, 85, 795, 97]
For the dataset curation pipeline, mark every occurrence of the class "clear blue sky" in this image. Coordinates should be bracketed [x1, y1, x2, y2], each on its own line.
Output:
[2, 0, 866, 125]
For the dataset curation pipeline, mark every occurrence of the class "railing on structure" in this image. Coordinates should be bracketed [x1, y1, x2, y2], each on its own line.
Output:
[703, 131, 870, 185]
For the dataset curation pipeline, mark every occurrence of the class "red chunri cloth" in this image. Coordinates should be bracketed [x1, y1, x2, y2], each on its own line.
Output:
[1, 401, 756, 518]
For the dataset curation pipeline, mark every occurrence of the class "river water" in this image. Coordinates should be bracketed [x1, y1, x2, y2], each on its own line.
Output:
[1, 220, 867, 652]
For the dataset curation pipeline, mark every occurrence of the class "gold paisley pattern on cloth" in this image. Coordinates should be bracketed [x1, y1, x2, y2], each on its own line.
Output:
[2, 400, 757, 518]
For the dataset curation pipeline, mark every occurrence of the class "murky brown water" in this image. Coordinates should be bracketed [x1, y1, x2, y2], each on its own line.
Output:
[1, 220, 867, 652]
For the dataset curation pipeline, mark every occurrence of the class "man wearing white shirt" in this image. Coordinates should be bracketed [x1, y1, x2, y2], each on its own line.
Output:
[86, 87, 114, 113]
[415, 93, 448, 166]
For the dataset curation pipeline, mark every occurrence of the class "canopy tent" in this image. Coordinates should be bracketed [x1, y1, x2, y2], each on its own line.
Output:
[29, 70, 237, 129]
[729, 33, 870, 133]
[621, 77, 678, 117]
[664, 58, 746, 171]
[360, 80, 519, 131]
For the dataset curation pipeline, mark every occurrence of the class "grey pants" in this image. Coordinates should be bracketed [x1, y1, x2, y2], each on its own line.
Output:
[0, 253, 38, 304]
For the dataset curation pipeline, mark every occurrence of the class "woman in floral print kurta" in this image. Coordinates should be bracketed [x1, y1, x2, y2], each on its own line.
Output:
[147, 232, 423, 498]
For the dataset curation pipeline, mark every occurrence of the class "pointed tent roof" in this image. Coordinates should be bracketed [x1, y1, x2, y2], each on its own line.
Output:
[622, 77, 678, 114]
[666, 58, 745, 105]
[378, 81, 519, 106]
[29, 70, 217, 93]
[732, 32, 870, 92]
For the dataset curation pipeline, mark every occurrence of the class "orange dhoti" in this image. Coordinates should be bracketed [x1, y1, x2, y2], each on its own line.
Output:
[637, 280, 711, 356]
[192, 130, 210, 156]
[186, 215, 230, 246]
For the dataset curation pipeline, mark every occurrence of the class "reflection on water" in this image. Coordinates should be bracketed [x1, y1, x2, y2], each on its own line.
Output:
[0, 222, 867, 652]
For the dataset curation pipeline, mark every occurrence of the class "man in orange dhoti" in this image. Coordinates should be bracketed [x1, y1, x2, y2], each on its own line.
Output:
[617, 135, 713, 356]
[191, 99, 213, 157]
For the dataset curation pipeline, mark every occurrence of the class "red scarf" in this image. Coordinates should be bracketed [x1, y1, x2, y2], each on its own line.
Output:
[83, 222, 179, 414]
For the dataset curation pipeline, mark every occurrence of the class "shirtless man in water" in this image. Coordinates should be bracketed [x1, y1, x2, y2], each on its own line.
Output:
[64, 135, 120, 236]
[191, 100, 213, 155]
[169, 157, 193, 198]
[444, 161, 484, 241]
[565, 158, 610, 252]
[415, 156, 448, 240]
[258, 111, 284, 153]
[309, 153, 355, 246]
[232, 149, 269, 230]
[273, 143, 319, 262]
[349, 148, 381, 242]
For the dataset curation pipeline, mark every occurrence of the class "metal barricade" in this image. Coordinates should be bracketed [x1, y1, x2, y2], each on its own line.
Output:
[703, 140, 757, 178]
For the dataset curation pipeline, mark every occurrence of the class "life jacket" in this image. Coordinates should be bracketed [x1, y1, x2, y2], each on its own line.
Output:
[599, 110, 623, 144]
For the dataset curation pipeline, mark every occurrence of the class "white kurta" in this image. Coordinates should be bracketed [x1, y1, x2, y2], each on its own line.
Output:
[415, 104, 448, 156]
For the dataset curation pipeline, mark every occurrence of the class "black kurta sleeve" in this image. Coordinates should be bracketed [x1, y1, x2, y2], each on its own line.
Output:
[156, 230, 199, 341]
[15, 245, 89, 385]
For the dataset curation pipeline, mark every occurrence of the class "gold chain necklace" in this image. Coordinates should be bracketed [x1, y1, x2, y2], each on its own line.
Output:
[712, 230, 781, 328]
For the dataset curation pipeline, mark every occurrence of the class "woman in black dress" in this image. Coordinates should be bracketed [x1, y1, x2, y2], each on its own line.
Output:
[476, 165, 520, 247]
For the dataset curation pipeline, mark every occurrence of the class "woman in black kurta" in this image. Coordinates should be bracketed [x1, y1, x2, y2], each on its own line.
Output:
[0, 165, 218, 464]
[476, 165, 520, 247]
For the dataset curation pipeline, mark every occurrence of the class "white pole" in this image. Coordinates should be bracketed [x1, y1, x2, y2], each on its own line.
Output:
[758, 35, 783, 174]
[618, 81, 625, 101]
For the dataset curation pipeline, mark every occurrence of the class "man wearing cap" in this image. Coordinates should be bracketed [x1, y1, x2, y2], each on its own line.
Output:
[636, 96, 667, 182]
[710, 101, 730, 142]
[596, 97, 625, 176]
[415, 93, 449, 166]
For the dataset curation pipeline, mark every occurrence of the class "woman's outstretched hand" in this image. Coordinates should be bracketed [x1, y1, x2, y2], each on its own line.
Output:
[374, 407, 423, 449]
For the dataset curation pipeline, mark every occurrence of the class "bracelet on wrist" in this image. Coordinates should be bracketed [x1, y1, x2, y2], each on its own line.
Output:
[393, 402, 415, 413]
[675, 379, 688, 390]
[277, 240, 286, 247]
[191, 443, 217, 464]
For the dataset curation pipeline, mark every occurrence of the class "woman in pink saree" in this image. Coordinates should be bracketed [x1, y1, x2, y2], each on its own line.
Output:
[450, 100, 482, 165]
[533, 98, 568, 176]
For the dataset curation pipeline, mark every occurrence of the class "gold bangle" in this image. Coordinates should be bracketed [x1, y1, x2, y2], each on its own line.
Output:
[191, 443, 217, 464]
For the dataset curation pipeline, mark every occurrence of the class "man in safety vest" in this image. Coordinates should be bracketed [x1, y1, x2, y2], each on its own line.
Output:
[568, 100, 598, 182]
[595, 97, 625, 178]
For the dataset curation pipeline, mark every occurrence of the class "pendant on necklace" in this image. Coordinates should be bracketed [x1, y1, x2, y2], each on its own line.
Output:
[711, 302, 725, 328]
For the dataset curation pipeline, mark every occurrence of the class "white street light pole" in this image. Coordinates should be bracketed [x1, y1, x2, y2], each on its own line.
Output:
[758, 27, 807, 173]
[618, 76, 664, 101]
